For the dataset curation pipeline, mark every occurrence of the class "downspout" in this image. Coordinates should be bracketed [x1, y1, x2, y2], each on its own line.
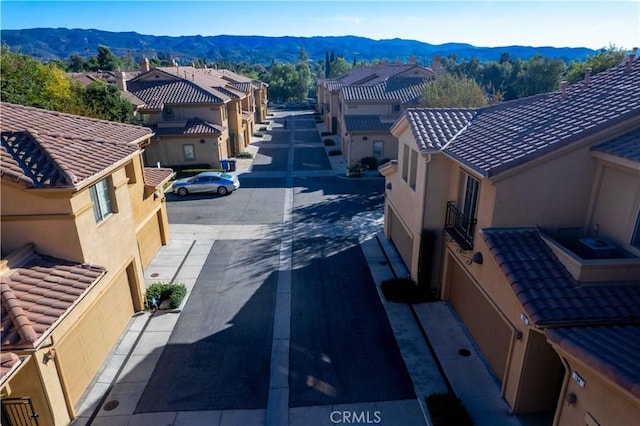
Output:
[418, 152, 432, 282]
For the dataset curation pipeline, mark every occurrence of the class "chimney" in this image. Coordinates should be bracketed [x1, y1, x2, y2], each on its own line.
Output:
[172, 59, 178, 67]
[626, 47, 638, 72]
[116, 71, 127, 92]
[141, 57, 150, 73]
[583, 67, 592, 86]
[559, 81, 568, 100]
[431, 54, 442, 73]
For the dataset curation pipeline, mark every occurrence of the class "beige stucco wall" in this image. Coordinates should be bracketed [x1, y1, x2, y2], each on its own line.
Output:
[2, 355, 69, 426]
[145, 133, 229, 168]
[552, 353, 640, 426]
[491, 145, 597, 229]
[588, 159, 640, 250]
[346, 133, 397, 165]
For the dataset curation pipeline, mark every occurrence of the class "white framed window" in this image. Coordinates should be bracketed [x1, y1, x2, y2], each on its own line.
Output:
[183, 144, 195, 161]
[373, 140, 384, 157]
[409, 149, 418, 189]
[90, 178, 114, 223]
[459, 171, 480, 224]
[402, 144, 410, 182]
[392, 104, 401, 113]
[163, 107, 174, 118]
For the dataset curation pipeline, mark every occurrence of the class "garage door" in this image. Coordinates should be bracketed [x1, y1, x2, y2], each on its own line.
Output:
[448, 258, 512, 382]
[56, 270, 134, 405]
[137, 211, 163, 268]
[389, 208, 413, 270]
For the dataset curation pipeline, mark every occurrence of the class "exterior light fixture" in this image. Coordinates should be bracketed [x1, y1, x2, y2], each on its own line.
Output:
[386, 183, 392, 190]
[471, 252, 483, 264]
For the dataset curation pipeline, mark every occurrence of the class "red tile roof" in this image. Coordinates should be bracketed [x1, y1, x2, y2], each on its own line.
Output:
[1, 249, 105, 349]
[152, 118, 226, 137]
[0, 103, 151, 188]
[481, 228, 640, 327]
[547, 325, 640, 398]
[144, 167, 175, 189]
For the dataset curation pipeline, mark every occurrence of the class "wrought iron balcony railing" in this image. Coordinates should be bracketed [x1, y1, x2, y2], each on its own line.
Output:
[444, 201, 477, 251]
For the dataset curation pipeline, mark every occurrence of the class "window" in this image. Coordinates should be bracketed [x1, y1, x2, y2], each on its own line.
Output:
[631, 210, 640, 250]
[163, 107, 174, 118]
[409, 149, 418, 189]
[183, 144, 195, 161]
[459, 171, 480, 230]
[90, 178, 114, 223]
[373, 141, 384, 157]
[402, 144, 410, 182]
[392, 104, 401, 113]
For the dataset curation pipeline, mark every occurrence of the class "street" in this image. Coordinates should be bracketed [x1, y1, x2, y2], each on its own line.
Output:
[133, 110, 416, 421]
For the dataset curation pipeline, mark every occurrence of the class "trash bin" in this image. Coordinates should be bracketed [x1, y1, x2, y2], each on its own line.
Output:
[228, 159, 236, 172]
[220, 159, 229, 171]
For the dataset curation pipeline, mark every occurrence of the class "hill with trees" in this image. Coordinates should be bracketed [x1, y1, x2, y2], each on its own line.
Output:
[1, 27, 597, 66]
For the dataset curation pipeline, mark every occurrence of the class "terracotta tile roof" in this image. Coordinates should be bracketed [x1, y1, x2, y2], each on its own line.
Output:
[152, 118, 225, 136]
[405, 108, 476, 151]
[345, 115, 393, 133]
[150, 67, 251, 99]
[1, 250, 105, 349]
[127, 77, 227, 107]
[444, 57, 640, 177]
[228, 81, 253, 94]
[342, 77, 428, 104]
[481, 228, 640, 327]
[1, 103, 147, 188]
[321, 64, 433, 91]
[0, 352, 20, 381]
[144, 167, 175, 188]
[592, 127, 640, 162]
[547, 325, 640, 398]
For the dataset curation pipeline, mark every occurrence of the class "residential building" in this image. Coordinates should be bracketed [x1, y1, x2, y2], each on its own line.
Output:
[0, 103, 174, 425]
[121, 62, 268, 169]
[380, 52, 640, 424]
[316, 64, 434, 166]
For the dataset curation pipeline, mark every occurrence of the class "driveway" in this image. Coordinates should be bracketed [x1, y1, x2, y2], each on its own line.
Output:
[134, 110, 414, 417]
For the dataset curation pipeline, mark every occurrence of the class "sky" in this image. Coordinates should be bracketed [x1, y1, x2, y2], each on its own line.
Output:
[1, 1, 639, 50]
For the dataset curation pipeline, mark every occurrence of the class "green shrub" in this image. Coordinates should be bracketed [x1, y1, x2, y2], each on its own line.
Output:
[236, 151, 253, 158]
[254, 131, 264, 138]
[347, 162, 367, 177]
[381, 277, 434, 303]
[146, 282, 187, 309]
[426, 393, 474, 426]
[360, 156, 379, 170]
[328, 149, 342, 156]
[259, 126, 267, 131]
[323, 139, 336, 146]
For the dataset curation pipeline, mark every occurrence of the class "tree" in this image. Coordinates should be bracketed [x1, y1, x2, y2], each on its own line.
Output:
[96, 45, 119, 71]
[420, 74, 488, 108]
[295, 47, 312, 101]
[513, 55, 566, 98]
[69, 54, 87, 72]
[565, 44, 626, 83]
[328, 57, 351, 78]
[81, 80, 138, 122]
[1, 45, 74, 111]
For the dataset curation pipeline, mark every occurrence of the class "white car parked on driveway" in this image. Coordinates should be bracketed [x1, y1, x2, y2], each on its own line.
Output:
[172, 172, 240, 196]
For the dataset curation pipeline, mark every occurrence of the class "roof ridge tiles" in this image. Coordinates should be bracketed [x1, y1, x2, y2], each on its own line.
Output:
[0, 281, 37, 345]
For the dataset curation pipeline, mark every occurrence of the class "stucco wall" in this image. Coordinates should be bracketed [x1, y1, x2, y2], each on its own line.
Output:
[145, 134, 228, 168]
[588, 160, 640, 249]
[553, 355, 640, 426]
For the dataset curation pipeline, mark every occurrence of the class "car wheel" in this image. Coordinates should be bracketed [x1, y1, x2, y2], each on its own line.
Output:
[177, 187, 188, 196]
[217, 186, 229, 196]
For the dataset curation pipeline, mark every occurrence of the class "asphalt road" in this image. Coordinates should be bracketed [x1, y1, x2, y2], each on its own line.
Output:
[136, 111, 414, 413]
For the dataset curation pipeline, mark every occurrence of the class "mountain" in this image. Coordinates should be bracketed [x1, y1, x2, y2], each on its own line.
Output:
[1, 28, 596, 65]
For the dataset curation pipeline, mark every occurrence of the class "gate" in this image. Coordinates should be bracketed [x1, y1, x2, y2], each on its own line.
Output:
[1, 398, 39, 426]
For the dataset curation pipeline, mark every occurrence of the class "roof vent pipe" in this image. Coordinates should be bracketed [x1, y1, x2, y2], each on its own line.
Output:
[559, 81, 568, 100]
[583, 67, 592, 86]
[626, 47, 637, 72]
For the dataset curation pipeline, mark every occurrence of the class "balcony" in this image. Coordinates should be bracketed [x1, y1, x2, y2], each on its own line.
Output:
[444, 201, 476, 251]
